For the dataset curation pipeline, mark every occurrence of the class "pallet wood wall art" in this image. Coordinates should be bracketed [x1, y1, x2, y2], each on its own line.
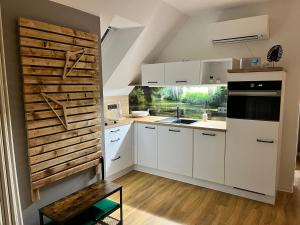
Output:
[18, 17, 103, 202]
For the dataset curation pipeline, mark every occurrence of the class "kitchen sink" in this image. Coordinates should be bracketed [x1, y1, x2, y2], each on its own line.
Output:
[157, 117, 198, 125]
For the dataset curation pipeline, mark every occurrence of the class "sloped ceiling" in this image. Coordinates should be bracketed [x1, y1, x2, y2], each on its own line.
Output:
[51, 0, 187, 96]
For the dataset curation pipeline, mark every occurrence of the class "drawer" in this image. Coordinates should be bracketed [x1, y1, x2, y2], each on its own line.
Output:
[105, 147, 133, 177]
[105, 124, 131, 141]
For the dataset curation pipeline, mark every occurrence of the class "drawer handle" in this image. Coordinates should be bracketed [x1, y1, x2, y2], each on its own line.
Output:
[147, 81, 158, 84]
[257, 139, 274, 144]
[202, 133, 216, 136]
[110, 129, 120, 133]
[145, 126, 155, 130]
[176, 80, 187, 83]
[169, 129, 180, 133]
[111, 156, 121, 161]
[111, 138, 120, 143]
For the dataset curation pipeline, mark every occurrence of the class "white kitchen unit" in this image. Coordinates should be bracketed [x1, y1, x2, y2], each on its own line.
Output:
[105, 124, 133, 177]
[165, 61, 201, 85]
[193, 129, 225, 184]
[137, 123, 158, 169]
[157, 125, 193, 177]
[200, 58, 239, 85]
[141, 63, 165, 86]
[225, 119, 279, 196]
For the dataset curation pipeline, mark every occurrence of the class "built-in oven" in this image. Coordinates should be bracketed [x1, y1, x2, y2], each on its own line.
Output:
[227, 81, 282, 121]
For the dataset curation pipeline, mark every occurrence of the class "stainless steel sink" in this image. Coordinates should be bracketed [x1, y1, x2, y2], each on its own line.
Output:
[157, 117, 198, 125]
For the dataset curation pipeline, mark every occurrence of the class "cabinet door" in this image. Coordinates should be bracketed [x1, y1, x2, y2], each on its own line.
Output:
[137, 123, 158, 168]
[165, 61, 200, 85]
[193, 130, 225, 184]
[105, 124, 133, 177]
[225, 119, 279, 196]
[142, 64, 165, 86]
[158, 126, 193, 177]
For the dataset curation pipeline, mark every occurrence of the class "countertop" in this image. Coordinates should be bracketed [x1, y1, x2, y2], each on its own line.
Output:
[105, 116, 226, 131]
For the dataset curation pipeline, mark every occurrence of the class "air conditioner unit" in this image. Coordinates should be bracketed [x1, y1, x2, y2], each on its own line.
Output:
[209, 15, 269, 44]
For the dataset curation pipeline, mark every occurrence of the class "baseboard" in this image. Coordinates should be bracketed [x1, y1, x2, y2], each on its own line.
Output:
[106, 166, 134, 181]
[134, 165, 276, 205]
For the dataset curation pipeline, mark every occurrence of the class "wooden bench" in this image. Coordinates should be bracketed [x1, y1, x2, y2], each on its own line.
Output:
[39, 180, 123, 225]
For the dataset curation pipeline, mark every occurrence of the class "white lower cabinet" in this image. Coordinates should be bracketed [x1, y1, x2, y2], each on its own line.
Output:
[137, 123, 158, 169]
[193, 129, 225, 184]
[225, 119, 279, 196]
[105, 124, 133, 177]
[157, 126, 193, 177]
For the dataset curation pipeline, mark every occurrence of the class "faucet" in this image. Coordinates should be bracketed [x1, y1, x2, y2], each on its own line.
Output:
[176, 106, 180, 119]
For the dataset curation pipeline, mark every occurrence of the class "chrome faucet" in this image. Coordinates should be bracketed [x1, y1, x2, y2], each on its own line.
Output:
[176, 107, 180, 119]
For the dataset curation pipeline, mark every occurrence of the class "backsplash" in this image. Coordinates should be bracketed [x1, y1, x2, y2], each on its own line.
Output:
[104, 95, 129, 120]
[129, 86, 227, 120]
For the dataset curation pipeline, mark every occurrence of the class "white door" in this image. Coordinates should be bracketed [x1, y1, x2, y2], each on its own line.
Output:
[141, 63, 165, 86]
[137, 123, 158, 168]
[193, 129, 225, 184]
[165, 61, 201, 85]
[158, 126, 193, 177]
[225, 119, 279, 196]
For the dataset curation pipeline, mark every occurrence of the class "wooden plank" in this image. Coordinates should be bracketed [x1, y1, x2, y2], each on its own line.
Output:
[26, 105, 100, 121]
[25, 99, 97, 112]
[23, 84, 100, 94]
[24, 76, 99, 85]
[29, 139, 100, 164]
[27, 112, 99, 130]
[30, 146, 100, 173]
[28, 125, 100, 147]
[29, 131, 101, 156]
[19, 17, 98, 42]
[20, 27, 98, 49]
[27, 118, 99, 138]
[22, 67, 98, 77]
[24, 92, 100, 103]
[228, 67, 284, 73]
[20, 37, 97, 55]
[21, 57, 98, 70]
[31, 152, 100, 181]
[32, 159, 100, 189]
[20, 47, 96, 62]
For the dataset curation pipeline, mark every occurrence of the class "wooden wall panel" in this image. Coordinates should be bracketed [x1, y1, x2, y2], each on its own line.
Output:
[18, 17, 102, 202]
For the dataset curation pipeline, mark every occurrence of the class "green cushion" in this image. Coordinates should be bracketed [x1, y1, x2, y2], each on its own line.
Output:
[92, 198, 120, 220]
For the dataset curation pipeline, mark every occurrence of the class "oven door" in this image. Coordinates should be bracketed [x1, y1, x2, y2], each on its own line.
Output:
[227, 90, 281, 121]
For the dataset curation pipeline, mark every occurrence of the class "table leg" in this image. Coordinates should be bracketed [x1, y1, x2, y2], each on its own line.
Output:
[39, 211, 44, 225]
[101, 157, 105, 180]
[120, 187, 123, 225]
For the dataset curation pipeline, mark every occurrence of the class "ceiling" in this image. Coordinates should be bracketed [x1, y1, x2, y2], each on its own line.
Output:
[162, 0, 272, 16]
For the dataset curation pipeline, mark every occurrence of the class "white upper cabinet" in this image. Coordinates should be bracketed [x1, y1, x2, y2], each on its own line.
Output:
[137, 123, 158, 169]
[141, 63, 165, 86]
[157, 126, 193, 177]
[193, 129, 225, 184]
[165, 61, 201, 85]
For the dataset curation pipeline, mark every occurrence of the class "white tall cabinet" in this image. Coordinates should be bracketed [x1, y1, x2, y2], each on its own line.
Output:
[193, 129, 225, 184]
[157, 126, 193, 177]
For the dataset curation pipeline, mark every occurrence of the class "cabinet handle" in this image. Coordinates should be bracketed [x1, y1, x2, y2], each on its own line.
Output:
[257, 139, 274, 144]
[145, 126, 155, 130]
[147, 81, 158, 84]
[111, 156, 121, 161]
[169, 129, 180, 133]
[110, 138, 120, 143]
[110, 129, 120, 133]
[202, 133, 216, 136]
[176, 80, 187, 83]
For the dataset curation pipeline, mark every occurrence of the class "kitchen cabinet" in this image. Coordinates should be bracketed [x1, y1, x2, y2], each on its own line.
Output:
[141, 63, 165, 86]
[225, 119, 279, 196]
[137, 123, 158, 169]
[158, 126, 193, 177]
[193, 129, 225, 184]
[165, 61, 201, 85]
[105, 124, 133, 177]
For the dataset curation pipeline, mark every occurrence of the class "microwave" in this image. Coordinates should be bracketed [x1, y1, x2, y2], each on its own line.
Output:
[227, 81, 282, 122]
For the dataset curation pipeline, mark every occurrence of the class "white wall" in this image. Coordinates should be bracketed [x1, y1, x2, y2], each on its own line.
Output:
[157, 0, 300, 192]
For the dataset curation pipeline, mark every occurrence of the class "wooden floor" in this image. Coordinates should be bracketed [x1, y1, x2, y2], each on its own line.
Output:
[110, 164, 300, 225]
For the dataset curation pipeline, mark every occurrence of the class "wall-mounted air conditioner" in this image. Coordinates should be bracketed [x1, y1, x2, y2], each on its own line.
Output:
[209, 15, 269, 44]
